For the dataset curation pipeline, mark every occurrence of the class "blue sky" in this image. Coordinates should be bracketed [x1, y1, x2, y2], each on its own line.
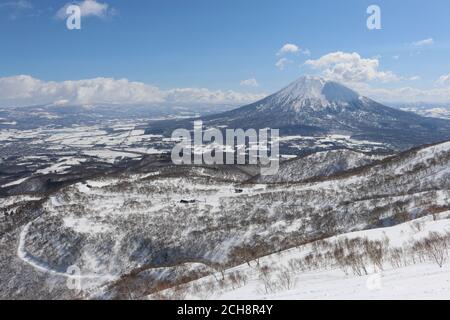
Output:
[1, 0, 450, 106]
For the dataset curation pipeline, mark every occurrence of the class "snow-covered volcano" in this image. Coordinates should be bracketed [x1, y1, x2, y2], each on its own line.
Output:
[147, 76, 450, 149]
[266, 76, 361, 112]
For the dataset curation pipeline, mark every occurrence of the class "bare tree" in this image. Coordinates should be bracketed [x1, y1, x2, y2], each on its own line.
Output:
[257, 265, 278, 294]
[422, 232, 448, 268]
[276, 267, 296, 290]
[228, 271, 248, 289]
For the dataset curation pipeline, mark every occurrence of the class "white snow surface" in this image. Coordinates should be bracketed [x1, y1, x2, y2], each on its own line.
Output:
[152, 212, 450, 300]
[271, 76, 361, 112]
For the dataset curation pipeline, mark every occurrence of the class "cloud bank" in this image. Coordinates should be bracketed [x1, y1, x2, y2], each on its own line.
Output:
[0, 75, 267, 108]
[357, 84, 450, 104]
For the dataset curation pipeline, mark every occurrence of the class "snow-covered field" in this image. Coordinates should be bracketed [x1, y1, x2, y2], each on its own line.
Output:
[0, 120, 174, 188]
[279, 134, 388, 154]
[0, 117, 395, 190]
[0, 122, 167, 158]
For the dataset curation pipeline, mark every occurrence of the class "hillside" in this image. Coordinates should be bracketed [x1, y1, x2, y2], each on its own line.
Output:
[150, 212, 450, 300]
[256, 149, 385, 183]
[2, 140, 449, 298]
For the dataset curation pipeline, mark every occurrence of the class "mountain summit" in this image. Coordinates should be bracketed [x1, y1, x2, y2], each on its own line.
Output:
[147, 76, 450, 149]
[269, 76, 360, 112]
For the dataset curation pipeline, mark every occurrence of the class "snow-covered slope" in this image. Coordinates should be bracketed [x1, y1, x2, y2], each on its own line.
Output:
[257, 149, 384, 183]
[150, 212, 450, 300]
[6, 140, 449, 299]
[265, 76, 361, 113]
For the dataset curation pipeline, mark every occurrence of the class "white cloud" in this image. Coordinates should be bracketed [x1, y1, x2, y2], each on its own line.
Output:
[4, 74, 449, 106]
[302, 51, 450, 102]
[0, 0, 33, 19]
[344, 81, 450, 104]
[412, 38, 434, 47]
[392, 55, 400, 60]
[240, 78, 259, 87]
[275, 58, 292, 70]
[275, 43, 310, 70]
[277, 43, 299, 55]
[302, 49, 311, 56]
[56, 0, 116, 19]
[276, 43, 310, 56]
[0, 0, 32, 10]
[436, 74, 450, 86]
[0, 75, 266, 108]
[305, 51, 399, 83]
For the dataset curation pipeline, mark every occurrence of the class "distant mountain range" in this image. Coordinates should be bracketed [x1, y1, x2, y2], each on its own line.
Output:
[146, 76, 450, 149]
[0, 103, 236, 130]
[391, 102, 450, 120]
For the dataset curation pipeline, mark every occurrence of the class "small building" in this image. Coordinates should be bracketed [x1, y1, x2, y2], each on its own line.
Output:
[180, 199, 196, 204]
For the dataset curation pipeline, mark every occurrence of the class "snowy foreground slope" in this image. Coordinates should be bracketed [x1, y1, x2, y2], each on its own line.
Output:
[149, 212, 450, 300]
